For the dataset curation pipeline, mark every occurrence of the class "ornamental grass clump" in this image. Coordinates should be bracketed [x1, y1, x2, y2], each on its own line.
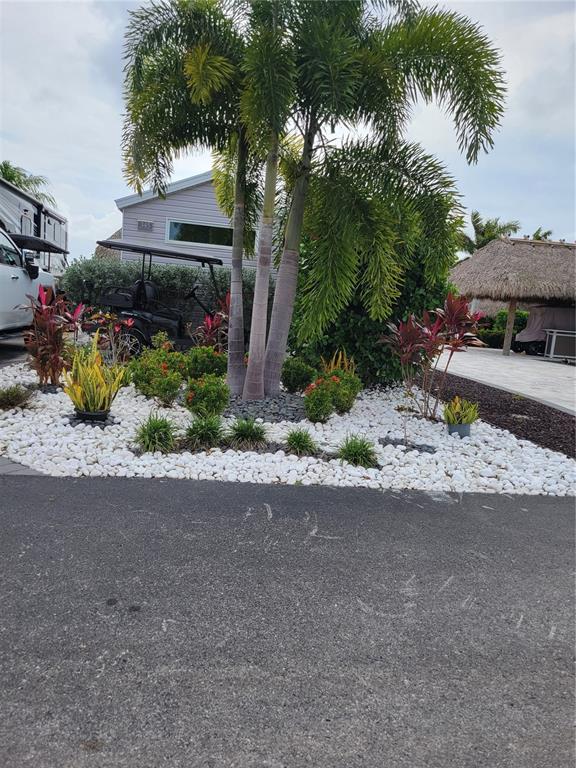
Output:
[228, 418, 267, 450]
[0, 385, 32, 410]
[285, 428, 318, 456]
[136, 413, 177, 453]
[281, 357, 317, 393]
[185, 415, 225, 451]
[62, 332, 127, 415]
[337, 435, 379, 469]
[185, 374, 229, 416]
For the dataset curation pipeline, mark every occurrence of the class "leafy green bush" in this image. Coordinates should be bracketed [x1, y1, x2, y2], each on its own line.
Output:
[185, 374, 229, 416]
[304, 380, 335, 423]
[228, 418, 267, 450]
[184, 346, 227, 379]
[337, 435, 378, 468]
[0, 385, 32, 410]
[285, 428, 318, 456]
[185, 415, 225, 450]
[492, 309, 528, 332]
[477, 329, 505, 349]
[281, 357, 317, 393]
[329, 370, 363, 413]
[129, 348, 186, 405]
[136, 413, 177, 453]
[290, 253, 453, 385]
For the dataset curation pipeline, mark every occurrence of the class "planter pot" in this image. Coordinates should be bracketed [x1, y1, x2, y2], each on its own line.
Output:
[447, 423, 471, 438]
[74, 409, 110, 422]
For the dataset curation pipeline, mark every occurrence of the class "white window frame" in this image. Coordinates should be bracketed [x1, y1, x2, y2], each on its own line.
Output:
[164, 218, 233, 250]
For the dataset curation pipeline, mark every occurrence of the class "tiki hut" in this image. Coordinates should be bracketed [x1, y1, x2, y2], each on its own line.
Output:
[451, 237, 576, 355]
[95, 229, 122, 260]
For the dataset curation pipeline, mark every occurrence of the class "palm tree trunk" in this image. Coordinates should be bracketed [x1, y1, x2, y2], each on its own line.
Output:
[263, 120, 315, 395]
[227, 133, 248, 396]
[242, 134, 279, 401]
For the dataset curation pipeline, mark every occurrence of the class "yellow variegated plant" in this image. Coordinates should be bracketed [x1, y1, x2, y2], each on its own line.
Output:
[443, 396, 479, 425]
[63, 332, 127, 413]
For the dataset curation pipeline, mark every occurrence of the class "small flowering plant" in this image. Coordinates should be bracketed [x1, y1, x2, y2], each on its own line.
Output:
[185, 374, 229, 416]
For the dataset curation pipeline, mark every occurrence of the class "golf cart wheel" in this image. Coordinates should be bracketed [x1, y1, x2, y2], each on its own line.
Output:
[118, 329, 146, 359]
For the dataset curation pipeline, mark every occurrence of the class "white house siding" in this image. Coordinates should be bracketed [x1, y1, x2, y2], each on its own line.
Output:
[120, 180, 236, 268]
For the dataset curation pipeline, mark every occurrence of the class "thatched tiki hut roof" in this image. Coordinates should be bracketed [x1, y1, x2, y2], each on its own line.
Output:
[451, 238, 576, 355]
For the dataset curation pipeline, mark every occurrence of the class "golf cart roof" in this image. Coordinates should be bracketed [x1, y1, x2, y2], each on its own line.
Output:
[96, 239, 224, 266]
[10, 233, 69, 254]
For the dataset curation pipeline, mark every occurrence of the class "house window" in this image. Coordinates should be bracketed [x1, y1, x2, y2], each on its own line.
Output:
[167, 220, 233, 248]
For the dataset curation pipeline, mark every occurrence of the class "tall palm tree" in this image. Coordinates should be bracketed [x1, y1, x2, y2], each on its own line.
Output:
[123, 0, 254, 395]
[460, 210, 520, 253]
[240, 2, 295, 400]
[262, 0, 507, 394]
[0, 160, 56, 207]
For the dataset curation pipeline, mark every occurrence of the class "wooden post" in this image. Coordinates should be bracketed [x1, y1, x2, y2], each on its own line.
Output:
[502, 298, 517, 356]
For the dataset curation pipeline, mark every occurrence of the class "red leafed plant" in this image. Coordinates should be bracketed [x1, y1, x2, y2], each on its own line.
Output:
[24, 286, 85, 386]
[84, 310, 136, 364]
[188, 291, 230, 353]
[382, 293, 483, 419]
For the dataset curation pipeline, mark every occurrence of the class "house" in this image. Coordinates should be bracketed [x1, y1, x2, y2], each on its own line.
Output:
[114, 171, 245, 269]
[0, 177, 68, 276]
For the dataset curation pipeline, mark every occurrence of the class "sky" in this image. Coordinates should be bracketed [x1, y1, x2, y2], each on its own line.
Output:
[0, 0, 574, 259]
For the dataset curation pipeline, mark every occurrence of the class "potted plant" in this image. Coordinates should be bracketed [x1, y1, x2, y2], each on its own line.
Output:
[443, 396, 479, 438]
[62, 332, 127, 421]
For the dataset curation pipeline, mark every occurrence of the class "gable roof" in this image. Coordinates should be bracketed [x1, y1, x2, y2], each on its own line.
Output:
[115, 171, 213, 210]
[451, 237, 576, 303]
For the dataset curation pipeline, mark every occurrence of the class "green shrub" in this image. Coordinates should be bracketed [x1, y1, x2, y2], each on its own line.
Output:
[491, 309, 528, 332]
[227, 418, 267, 450]
[331, 383, 357, 415]
[477, 329, 505, 349]
[185, 415, 225, 450]
[0, 385, 32, 410]
[285, 428, 318, 456]
[129, 348, 185, 405]
[184, 346, 227, 379]
[185, 374, 229, 416]
[304, 381, 335, 423]
[281, 357, 317, 393]
[136, 413, 177, 453]
[337, 435, 378, 468]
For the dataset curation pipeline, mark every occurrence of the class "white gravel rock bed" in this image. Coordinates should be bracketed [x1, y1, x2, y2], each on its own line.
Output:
[0, 362, 574, 495]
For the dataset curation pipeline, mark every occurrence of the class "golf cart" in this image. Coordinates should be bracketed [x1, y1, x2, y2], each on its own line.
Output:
[94, 239, 224, 354]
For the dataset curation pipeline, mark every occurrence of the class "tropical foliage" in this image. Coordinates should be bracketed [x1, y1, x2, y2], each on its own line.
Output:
[382, 293, 483, 419]
[337, 435, 379, 469]
[136, 414, 177, 453]
[62, 332, 127, 414]
[444, 396, 479, 425]
[123, 0, 506, 400]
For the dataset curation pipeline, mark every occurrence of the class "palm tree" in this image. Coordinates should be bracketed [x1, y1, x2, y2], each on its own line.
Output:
[123, 0, 254, 395]
[262, 1, 507, 394]
[532, 226, 552, 241]
[0, 160, 56, 207]
[460, 210, 520, 253]
[240, 2, 295, 400]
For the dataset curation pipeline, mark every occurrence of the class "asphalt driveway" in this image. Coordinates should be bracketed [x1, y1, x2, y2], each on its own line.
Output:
[0, 478, 573, 767]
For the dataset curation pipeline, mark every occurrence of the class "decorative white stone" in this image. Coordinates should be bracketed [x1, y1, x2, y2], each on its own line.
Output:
[0, 361, 574, 495]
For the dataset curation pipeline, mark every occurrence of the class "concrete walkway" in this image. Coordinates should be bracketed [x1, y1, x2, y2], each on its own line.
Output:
[440, 347, 576, 415]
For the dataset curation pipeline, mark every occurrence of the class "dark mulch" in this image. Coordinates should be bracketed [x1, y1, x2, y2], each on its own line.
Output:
[437, 373, 575, 459]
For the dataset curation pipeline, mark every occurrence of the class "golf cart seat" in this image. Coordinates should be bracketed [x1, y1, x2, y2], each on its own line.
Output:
[132, 279, 183, 321]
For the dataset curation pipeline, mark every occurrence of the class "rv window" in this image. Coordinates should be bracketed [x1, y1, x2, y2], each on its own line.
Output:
[0, 230, 21, 267]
